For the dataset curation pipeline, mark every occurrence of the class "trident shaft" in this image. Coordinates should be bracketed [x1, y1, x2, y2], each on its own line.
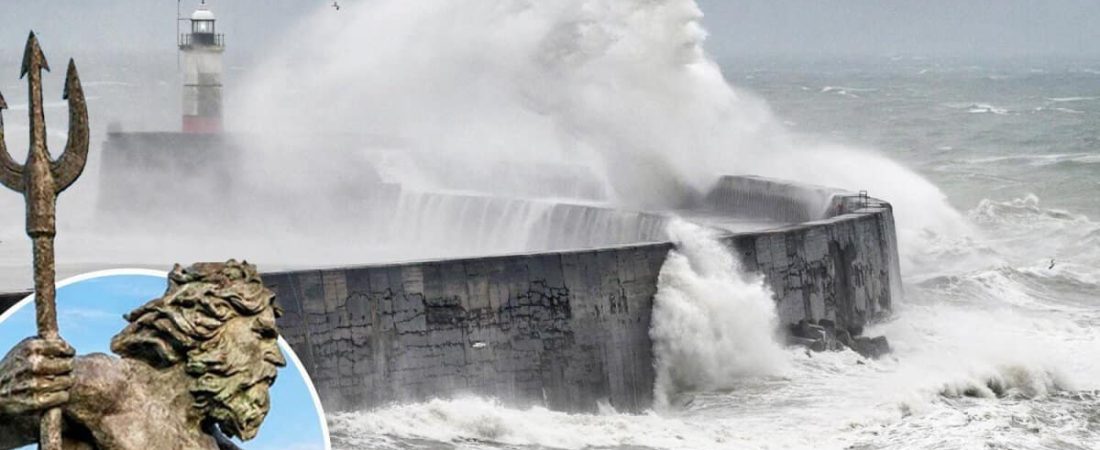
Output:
[0, 32, 89, 450]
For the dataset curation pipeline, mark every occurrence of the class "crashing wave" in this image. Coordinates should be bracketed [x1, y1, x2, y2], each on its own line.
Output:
[938, 364, 1067, 399]
[968, 194, 1089, 225]
[649, 220, 787, 408]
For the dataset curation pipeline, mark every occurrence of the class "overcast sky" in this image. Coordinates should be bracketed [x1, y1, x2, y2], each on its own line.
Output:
[696, 0, 1100, 59]
[0, 0, 1097, 59]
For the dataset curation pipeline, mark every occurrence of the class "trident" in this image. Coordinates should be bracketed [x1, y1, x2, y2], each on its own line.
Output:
[0, 32, 89, 450]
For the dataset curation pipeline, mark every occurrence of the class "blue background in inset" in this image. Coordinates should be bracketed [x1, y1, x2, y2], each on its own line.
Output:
[0, 273, 326, 450]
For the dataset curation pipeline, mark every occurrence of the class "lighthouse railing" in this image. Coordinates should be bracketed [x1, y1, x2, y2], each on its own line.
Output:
[178, 33, 225, 49]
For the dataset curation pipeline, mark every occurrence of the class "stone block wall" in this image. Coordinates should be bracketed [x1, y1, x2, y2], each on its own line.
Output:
[0, 176, 902, 413]
[265, 176, 902, 413]
[705, 174, 847, 222]
[265, 243, 670, 412]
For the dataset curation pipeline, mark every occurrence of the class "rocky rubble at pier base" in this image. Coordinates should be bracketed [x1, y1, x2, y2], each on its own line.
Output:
[787, 319, 892, 359]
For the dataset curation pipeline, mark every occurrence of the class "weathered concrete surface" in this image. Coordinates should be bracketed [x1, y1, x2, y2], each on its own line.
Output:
[725, 198, 901, 327]
[0, 175, 901, 413]
[704, 175, 846, 223]
[265, 175, 902, 413]
[266, 244, 669, 412]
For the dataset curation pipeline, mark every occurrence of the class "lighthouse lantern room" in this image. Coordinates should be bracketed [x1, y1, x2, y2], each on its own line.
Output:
[179, 3, 225, 134]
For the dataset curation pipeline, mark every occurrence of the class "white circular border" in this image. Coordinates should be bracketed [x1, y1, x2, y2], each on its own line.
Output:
[0, 268, 333, 450]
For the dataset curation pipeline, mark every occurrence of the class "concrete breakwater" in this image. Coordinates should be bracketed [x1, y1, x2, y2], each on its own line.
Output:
[0, 175, 901, 413]
[264, 175, 902, 413]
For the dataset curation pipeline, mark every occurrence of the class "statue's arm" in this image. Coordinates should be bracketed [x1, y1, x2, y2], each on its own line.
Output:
[0, 338, 75, 449]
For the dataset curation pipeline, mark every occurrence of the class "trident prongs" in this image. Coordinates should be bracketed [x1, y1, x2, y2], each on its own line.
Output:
[0, 89, 13, 184]
[53, 58, 89, 193]
[0, 31, 89, 450]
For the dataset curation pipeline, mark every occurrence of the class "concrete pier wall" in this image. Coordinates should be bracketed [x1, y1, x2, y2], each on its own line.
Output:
[265, 175, 902, 413]
[265, 243, 670, 412]
[98, 132, 241, 214]
[0, 176, 902, 413]
[704, 174, 847, 222]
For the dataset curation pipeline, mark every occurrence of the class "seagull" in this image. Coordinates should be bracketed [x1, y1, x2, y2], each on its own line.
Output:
[1049, 259, 1056, 270]
[332, 1, 340, 10]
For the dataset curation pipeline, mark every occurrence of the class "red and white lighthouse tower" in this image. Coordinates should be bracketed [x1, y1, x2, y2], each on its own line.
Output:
[178, 4, 224, 134]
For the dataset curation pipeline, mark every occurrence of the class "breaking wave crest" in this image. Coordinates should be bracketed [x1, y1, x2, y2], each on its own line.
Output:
[649, 220, 787, 408]
[969, 194, 1091, 226]
[936, 364, 1067, 400]
[965, 195, 1100, 271]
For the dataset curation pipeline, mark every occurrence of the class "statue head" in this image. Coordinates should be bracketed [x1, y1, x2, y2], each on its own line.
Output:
[110, 260, 287, 441]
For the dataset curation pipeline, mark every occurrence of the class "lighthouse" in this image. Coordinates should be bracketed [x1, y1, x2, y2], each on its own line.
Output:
[178, 4, 225, 134]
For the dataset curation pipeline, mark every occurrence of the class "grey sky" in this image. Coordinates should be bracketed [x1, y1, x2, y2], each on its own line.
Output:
[0, 0, 316, 57]
[696, 0, 1100, 59]
[0, 0, 1097, 59]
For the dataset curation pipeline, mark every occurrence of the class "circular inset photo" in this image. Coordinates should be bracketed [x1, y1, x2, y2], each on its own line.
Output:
[0, 266, 330, 450]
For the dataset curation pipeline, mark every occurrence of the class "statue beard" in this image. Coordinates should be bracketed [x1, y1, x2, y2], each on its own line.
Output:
[194, 369, 275, 441]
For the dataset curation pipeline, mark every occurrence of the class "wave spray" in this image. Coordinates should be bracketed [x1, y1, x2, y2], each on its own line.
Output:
[650, 220, 788, 407]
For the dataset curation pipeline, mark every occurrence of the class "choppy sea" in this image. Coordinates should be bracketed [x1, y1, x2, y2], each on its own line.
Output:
[321, 57, 1100, 450]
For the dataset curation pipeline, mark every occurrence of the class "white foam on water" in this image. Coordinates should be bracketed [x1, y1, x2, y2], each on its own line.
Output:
[1051, 107, 1085, 114]
[943, 102, 1012, 116]
[1047, 96, 1099, 103]
[962, 153, 1100, 167]
[967, 104, 1011, 115]
[328, 397, 736, 450]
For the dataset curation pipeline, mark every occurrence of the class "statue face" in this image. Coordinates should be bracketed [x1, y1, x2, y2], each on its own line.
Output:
[109, 261, 288, 442]
[207, 307, 287, 440]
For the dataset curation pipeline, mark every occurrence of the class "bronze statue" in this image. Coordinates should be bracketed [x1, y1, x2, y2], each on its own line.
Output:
[0, 34, 286, 449]
[0, 261, 287, 449]
[0, 32, 88, 450]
